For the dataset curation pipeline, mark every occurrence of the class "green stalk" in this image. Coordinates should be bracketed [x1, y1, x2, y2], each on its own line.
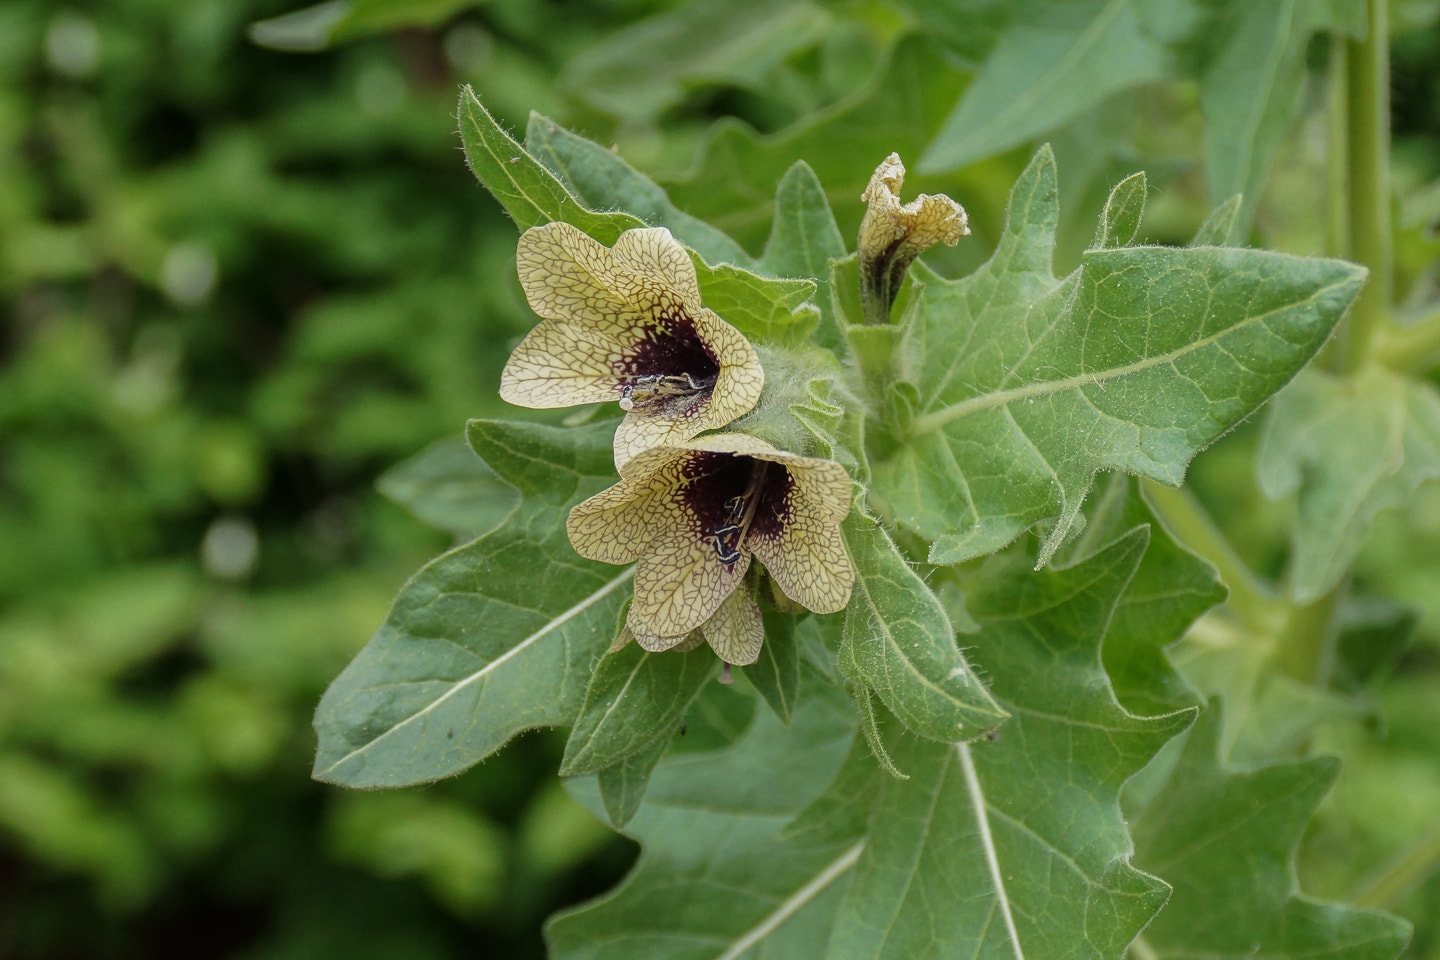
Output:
[1272, 585, 1343, 686]
[1352, 821, 1440, 910]
[1327, 37, 1349, 262]
[1340, 0, 1393, 373]
[1140, 480, 1280, 632]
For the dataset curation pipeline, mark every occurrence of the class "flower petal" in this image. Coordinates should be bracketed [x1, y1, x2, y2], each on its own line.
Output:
[626, 609, 695, 653]
[567, 447, 690, 564]
[700, 585, 764, 665]
[633, 535, 751, 638]
[748, 462, 854, 614]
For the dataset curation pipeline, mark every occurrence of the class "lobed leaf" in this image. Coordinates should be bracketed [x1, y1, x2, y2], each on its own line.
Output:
[1257, 367, 1440, 603]
[312, 420, 628, 788]
[874, 146, 1366, 566]
[825, 528, 1194, 959]
[1133, 703, 1411, 960]
[548, 681, 861, 959]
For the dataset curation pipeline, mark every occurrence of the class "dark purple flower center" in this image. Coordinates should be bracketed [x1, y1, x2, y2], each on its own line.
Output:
[618, 308, 720, 396]
[681, 452, 795, 567]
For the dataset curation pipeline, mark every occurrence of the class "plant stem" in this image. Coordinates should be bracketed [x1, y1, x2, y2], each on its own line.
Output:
[1140, 480, 1280, 632]
[1272, 584, 1343, 686]
[1340, 0, 1393, 373]
[1352, 821, 1440, 910]
[1327, 37, 1349, 263]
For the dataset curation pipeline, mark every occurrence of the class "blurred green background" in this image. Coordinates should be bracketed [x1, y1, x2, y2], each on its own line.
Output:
[1, 0, 1438, 957]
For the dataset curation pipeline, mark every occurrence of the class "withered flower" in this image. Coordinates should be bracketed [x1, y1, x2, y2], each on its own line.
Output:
[857, 152, 969, 324]
[567, 434, 854, 665]
[500, 222, 764, 467]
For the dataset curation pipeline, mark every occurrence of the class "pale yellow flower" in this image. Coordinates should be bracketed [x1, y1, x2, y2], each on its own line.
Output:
[857, 152, 969, 324]
[567, 434, 854, 665]
[500, 222, 764, 467]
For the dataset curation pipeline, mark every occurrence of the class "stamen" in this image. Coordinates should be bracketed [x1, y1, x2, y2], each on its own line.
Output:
[619, 373, 708, 411]
[719, 663, 733, 684]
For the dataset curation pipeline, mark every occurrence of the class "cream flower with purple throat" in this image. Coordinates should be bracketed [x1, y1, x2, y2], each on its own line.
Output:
[566, 434, 854, 666]
[500, 222, 764, 468]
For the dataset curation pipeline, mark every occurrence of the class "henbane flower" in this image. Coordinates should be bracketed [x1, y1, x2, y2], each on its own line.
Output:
[566, 434, 854, 665]
[500, 222, 764, 467]
[857, 152, 969, 324]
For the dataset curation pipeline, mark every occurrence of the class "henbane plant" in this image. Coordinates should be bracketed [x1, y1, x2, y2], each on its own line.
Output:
[310, 84, 1413, 958]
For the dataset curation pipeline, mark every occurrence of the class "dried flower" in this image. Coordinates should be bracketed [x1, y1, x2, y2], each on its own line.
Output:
[857, 152, 969, 324]
[501, 222, 764, 467]
[567, 434, 854, 665]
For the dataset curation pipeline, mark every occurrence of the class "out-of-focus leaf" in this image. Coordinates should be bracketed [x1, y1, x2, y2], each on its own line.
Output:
[547, 680, 860, 958]
[825, 529, 1194, 959]
[1192, 0, 1366, 228]
[561, 0, 831, 122]
[561, 644, 718, 777]
[875, 146, 1365, 566]
[839, 494, 1008, 743]
[1257, 367, 1440, 603]
[312, 420, 628, 787]
[524, 114, 755, 268]
[665, 34, 968, 251]
[377, 435, 519, 540]
[1133, 703, 1411, 960]
[248, 0, 486, 51]
[918, 0, 1169, 174]
[1334, 594, 1417, 693]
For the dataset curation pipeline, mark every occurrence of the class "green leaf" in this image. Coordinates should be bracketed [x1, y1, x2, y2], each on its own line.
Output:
[760, 161, 849, 353]
[693, 260, 819, 348]
[1256, 367, 1440, 603]
[838, 493, 1008, 743]
[560, 0, 832, 122]
[561, 643, 719, 777]
[741, 607, 801, 724]
[782, 732, 883, 848]
[1190, 194, 1244, 247]
[1055, 473, 1226, 714]
[826, 529, 1195, 959]
[596, 731, 672, 830]
[1092, 171, 1147, 249]
[457, 87, 641, 242]
[523, 113, 755, 268]
[1133, 703, 1412, 960]
[547, 681, 862, 959]
[1193, 0, 1365, 228]
[917, 0, 1168, 174]
[376, 435, 519, 540]
[248, 0, 483, 50]
[874, 146, 1366, 566]
[665, 34, 967, 251]
[312, 420, 629, 787]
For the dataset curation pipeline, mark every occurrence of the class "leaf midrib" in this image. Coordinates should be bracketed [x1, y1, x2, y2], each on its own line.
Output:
[909, 274, 1356, 437]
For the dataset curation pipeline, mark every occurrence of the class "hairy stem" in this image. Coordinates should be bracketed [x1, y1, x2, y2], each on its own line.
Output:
[1340, 0, 1393, 373]
[1140, 480, 1280, 632]
[1353, 821, 1440, 910]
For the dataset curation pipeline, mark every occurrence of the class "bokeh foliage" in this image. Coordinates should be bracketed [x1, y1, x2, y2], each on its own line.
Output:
[2, 0, 1439, 957]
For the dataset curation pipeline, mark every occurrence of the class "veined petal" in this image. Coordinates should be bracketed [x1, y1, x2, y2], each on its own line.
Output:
[567, 447, 690, 564]
[748, 501, 854, 614]
[626, 612, 695, 653]
[633, 536, 751, 638]
[700, 585, 764, 665]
